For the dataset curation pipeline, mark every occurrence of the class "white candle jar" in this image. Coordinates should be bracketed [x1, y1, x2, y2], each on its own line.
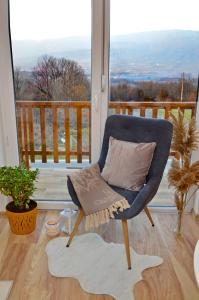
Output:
[45, 218, 60, 237]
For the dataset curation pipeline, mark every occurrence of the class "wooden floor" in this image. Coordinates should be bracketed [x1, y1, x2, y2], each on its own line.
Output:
[0, 211, 199, 300]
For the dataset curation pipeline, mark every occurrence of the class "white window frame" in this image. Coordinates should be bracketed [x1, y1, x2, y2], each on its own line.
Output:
[0, 0, 19, 211]
[192, 101, 199, 215]
[91, 0, 110, 162]
[0, 0, 19, 166]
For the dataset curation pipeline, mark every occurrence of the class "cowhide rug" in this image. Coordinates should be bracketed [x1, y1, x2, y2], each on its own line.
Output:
[46, 233, 163, 300]
[0, 281, 13, 300]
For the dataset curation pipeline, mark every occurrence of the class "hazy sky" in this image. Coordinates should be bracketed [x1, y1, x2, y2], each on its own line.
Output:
[10, 0, 199, 40]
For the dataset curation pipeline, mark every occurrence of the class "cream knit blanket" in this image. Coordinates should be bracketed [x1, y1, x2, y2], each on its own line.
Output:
[69, 164, 130, 230]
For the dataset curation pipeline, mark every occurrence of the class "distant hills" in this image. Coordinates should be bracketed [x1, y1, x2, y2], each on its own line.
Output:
[12, 36, 91, 72]
[12, 30, 199, 80]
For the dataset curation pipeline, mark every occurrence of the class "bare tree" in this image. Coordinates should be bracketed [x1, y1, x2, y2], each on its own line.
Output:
[157, 88, 169, 102]
[32, 56, 90, 101]
[14, 67, 24, 99]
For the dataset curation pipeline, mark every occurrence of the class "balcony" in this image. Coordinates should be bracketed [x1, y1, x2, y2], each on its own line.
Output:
[16, 100, 196, 166]
[16, 100, 196, 204]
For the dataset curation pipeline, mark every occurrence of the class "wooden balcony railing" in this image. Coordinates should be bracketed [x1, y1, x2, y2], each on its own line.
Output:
[16, 101, 91, 168]
[16, 101, 196, 168]
[109, 101, 196, 119]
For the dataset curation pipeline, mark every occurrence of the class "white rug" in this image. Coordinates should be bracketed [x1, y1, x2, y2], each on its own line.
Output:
[0, 281, 13, 300]
[46, 233, 163, 300]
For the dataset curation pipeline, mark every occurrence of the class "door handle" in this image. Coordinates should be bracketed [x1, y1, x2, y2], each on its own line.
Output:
[94, 94, 100, 112]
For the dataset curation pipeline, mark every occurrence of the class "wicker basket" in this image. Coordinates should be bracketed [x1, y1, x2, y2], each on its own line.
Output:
[6, 203, 37, 235]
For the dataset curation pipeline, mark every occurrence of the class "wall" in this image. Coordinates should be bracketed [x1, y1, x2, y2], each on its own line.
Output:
[0, 0, 19, 211]
[193, 101, 199, 215]
[0, 102, 6, 211]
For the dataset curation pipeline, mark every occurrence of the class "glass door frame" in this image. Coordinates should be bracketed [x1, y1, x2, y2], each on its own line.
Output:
[0, 0, 19, 210]
[0, 0, 110, 209]
[4, 0, 110, 165]
[0, 0, 19, 167]
[91, 0, 110, 162]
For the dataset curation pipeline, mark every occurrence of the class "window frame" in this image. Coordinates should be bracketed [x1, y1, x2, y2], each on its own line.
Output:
[91, 0, 110, 162]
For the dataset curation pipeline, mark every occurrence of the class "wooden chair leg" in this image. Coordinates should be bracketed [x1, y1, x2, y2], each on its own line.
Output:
[66, 208, 84, 247]
[121, 219, 131, 270]
[144, 207, 154, 226]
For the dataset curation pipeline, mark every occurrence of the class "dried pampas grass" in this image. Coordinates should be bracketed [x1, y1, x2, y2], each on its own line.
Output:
[168, 110, 199, 209]
[170, 111, 199, 156]
[170, 111, 187, 155]
[168, 157, 199, 194]
[186, 117, 199, 153]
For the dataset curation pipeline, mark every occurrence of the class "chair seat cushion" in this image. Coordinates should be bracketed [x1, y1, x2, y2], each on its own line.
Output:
[109, 185, 139, 206]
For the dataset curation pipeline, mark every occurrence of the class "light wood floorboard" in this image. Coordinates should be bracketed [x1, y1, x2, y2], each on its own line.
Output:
[0, 211, 199, 300]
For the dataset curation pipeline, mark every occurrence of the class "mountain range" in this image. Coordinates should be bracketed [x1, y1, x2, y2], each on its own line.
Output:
[12, 30, 199, 80]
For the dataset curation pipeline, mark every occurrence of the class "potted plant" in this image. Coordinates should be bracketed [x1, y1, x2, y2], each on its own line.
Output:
[168, 110, 199, 237]
[0, 164, 39, 235]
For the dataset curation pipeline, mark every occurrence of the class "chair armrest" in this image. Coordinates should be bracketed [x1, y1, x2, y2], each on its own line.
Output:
[120, 178, 159, 219]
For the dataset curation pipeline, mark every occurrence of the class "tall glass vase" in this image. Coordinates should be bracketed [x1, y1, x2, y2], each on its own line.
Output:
[175, 209, 184, 237]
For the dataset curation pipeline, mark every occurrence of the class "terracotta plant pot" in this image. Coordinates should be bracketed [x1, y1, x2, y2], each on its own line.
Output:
[6, 200, 37, 235]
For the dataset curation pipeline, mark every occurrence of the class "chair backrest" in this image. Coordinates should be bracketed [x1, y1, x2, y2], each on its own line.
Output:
[98, 115, 173, 184]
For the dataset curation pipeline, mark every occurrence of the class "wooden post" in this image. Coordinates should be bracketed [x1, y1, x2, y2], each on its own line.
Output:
[40, 107, 47, 163]
[52, 107, 58, 163]
[28, 107, 35, 163]
[22, 108, 29, 169]
[76, 107, 82, 163]
[64, 108, 70, 163]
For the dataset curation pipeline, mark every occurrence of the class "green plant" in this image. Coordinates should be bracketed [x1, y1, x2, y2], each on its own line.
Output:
[0, 163, 39, 209]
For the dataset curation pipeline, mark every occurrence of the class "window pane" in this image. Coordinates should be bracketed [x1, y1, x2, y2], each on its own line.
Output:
[109, 0, 198, 206]
[10, 0, 91, 201]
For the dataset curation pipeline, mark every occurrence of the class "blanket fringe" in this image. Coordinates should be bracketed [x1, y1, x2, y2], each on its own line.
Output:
[85, 199, 130, 231]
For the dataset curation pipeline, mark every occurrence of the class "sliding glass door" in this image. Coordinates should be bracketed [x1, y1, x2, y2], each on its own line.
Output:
[10, 0, 93, 201]
[8, 0, 198, 209]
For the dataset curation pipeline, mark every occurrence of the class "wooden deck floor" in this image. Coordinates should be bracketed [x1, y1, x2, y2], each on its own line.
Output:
[0, 211, 199, 299]
[32, 167, 175, 206]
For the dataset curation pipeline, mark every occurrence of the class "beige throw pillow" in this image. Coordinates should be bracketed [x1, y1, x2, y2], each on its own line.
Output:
[101, 137, 156, 191]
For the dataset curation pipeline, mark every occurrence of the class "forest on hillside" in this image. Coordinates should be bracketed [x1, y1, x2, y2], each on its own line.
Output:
[14, 56, 197, 103]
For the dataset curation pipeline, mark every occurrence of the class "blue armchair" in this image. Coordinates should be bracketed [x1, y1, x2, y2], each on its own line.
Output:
[67, 115, 173, 269]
